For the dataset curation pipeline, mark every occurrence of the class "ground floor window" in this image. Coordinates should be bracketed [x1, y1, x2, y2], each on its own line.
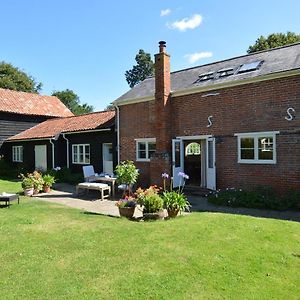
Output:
[235, 131, 279, 164]
[72, 144, 90, 164]
[12, 146, 23, 162]
[135, 138, 156, 162]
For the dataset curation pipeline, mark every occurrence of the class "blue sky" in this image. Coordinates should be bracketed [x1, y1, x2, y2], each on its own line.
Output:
[1, 0, 300, 111]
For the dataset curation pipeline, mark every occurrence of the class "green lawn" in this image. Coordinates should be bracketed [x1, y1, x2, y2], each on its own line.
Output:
[0, 179, 299, 299]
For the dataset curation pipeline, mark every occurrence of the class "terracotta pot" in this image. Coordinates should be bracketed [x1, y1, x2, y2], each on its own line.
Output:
[143, 210, 165, 221]
[33, 189, 40, 195]
[43, 185, 51, 193]
[167, 209, 180, 218]
[119, 206, 135, 218]
[24, 188, 34, 197]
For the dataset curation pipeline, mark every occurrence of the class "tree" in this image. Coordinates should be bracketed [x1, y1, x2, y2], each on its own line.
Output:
[52, 89, 93, 115]
[125, 49, 154, 88]
[104, 104, 115, 111]
[0, 61, 42, 93]
[247, 32, 300, 53]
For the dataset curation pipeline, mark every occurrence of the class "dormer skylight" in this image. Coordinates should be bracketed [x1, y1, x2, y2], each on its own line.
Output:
[238, 60, 263, 73]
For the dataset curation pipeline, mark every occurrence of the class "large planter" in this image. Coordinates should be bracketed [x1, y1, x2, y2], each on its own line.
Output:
[119, 207, 135, 218]
[143, 210, 165, 221]
[43, 185, 51, 193]
[167, 209, 180, 218]
[24, 188, 34, 197]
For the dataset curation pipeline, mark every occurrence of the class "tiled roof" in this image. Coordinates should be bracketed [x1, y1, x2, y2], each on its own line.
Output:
[0, 88, 74, 117]
[7, 110, 115, 141]
[114, 42, 300, 104]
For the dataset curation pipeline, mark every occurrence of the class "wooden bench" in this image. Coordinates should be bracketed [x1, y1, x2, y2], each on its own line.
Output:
[76, 183, 111, 200]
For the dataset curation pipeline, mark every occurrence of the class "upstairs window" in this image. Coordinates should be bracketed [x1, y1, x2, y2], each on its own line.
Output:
[217, 68, 234, 78]
[235, 131, 279, 164]
[198, 72, 215, 81]
[136, 138, 156, 162]
[238, 60, 263, 73]
[72, 144, 90, 164]
[12, 146, 23, 162]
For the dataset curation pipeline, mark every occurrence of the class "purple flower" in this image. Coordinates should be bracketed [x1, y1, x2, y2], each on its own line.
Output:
[161, 173, 169, 179]
[178, 172, 189, 180]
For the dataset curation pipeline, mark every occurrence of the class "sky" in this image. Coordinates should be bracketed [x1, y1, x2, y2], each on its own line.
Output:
[1, 0, 300, 111]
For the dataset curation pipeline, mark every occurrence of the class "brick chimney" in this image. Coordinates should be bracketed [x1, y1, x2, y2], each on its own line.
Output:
[154, 41, 171, 153]
[150, 41, 172, 185]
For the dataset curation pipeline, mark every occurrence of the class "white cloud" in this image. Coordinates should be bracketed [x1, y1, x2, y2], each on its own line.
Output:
[160, 9, 171, 17]
[184, 52, 213, 64]
[167, 14, 202, 31]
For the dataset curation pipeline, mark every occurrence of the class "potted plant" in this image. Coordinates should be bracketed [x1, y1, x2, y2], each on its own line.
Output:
[31, 171, 44, 194]
[115, 160, 139, 197]
[136, 186, 164, 220]
[161, 172, 191, 218]
[115, 196, 137, 218]
[42, 174, 56, 193]
[162, 191, 190, 218]
[21, 175, 34, 196]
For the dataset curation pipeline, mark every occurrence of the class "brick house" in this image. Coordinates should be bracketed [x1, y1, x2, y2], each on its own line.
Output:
[113, 41, 300, 192]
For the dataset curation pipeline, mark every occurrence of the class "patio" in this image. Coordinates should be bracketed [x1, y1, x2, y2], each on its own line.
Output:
[33, 183, 300, 222]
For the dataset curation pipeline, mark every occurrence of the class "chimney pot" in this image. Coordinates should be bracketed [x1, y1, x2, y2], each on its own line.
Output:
[159, 41, 166, 53]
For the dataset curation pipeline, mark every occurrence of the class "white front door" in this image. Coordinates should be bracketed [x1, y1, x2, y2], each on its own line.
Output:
[206, 137, 216, 190]
[102, 143, 113, 175]
[35, 145, 47, 171]
[172, 139, 184, 188]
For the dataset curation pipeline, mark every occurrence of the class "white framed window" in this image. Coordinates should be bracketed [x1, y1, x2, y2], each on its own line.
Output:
[72, 144, 90, 164]
[135, 138, 156, 162]
[12, 146, 23, 162]
[235, 131, 279, 164]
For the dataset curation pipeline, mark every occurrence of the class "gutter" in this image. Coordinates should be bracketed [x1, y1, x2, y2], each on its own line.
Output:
[114, 105, 120, 164]
[62, 133, 70, 168]
[49, 138, 55, 169]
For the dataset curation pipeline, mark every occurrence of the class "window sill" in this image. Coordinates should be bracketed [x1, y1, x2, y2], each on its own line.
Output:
[136, 159, 150, 162]
[238, 159, 276, 164]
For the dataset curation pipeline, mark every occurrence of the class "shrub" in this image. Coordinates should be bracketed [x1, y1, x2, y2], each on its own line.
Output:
[49, 167, 83, 184]
[115, 160, 139, 196]
[142, 194, 164, 213]
[42, 174, 56, 187]
[208, 187, 300, 211]
[162, 191, 190, 212]
[136, 186, 163, 213]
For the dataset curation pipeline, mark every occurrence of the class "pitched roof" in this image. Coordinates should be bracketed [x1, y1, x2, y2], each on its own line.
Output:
[7, 110, 115, 141]
[0, 88, 74, 117]
[114, 42, 300, 104]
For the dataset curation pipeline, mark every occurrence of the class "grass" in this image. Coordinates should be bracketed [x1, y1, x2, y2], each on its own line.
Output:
[0, 179, 299, 299]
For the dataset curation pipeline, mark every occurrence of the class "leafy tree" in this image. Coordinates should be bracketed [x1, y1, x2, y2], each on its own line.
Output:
[0, 61, 42, 93]
[52, 89, 93, 115]
[247, 31, 300, 53]
[104, 104, 115, 111]
[125, 49, 154, 88]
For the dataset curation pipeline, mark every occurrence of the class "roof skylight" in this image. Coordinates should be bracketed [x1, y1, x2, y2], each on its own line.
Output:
[238, 60, 263, 73]
[198, 72, 215, 81]
[217, 68, 234, 78]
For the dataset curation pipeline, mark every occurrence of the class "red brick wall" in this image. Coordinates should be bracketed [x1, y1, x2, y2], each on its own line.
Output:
[119, 75, 300, 192]
[119, 100, 156, 187]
